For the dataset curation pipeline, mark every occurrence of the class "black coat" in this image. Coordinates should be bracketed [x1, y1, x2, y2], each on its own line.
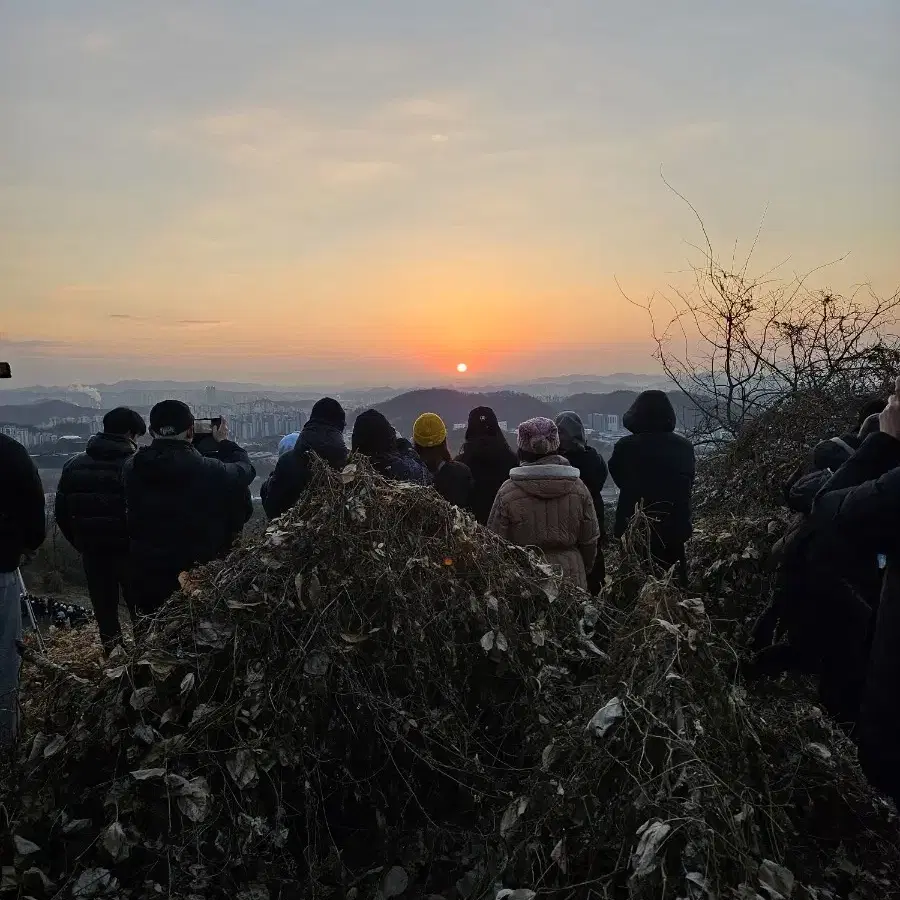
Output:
[193, 434, 254, 536]
[434, 460, 474, 510]
[124, 439, 256, 578]
[55, 433, 137, 556]
[261, 420, 349, 520]
[456, 435, 517, 525]
[609, 392, 695, 549]
[814, 431, 900, 805]
[0, 433, 45, 573]
[560, 445, 608, 539]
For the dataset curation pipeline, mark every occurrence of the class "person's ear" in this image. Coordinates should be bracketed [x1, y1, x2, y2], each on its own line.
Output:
[187, 426, 195, 440]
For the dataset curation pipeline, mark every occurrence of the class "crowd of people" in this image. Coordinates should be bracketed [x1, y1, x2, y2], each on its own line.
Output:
[748, 384, 900, 808]
[2, 389, 694, 750]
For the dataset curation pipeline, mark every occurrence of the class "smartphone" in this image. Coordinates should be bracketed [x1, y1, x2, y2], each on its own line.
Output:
[0, 362, 11, 379]
[195, 416, 223, 429]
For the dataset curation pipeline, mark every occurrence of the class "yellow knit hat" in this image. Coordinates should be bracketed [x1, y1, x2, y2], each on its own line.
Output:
[413, 412, 447, 448]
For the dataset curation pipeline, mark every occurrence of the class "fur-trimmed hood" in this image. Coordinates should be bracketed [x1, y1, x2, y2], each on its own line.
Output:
[509, 454, 582, 499]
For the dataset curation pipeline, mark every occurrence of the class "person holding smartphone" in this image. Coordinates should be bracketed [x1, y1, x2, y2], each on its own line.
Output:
[124, 400, 255, 616]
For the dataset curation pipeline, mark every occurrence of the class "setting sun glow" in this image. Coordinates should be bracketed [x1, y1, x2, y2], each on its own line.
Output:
[456, 363, 468, 373]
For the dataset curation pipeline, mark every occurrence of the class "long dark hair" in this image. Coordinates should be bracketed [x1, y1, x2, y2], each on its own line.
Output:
[414, 441, 452, 474]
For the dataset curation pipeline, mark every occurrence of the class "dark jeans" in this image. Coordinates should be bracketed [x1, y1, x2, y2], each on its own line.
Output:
[82, 553, 135, 652]
[654, 541, 688, 589]
[130, 568, 180, 618]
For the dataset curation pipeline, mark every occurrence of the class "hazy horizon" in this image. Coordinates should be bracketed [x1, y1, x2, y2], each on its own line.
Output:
[3, 2, 898, 387]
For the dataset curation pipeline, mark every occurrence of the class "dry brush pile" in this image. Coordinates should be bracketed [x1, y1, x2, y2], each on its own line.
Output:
[2, 460, 898, 900]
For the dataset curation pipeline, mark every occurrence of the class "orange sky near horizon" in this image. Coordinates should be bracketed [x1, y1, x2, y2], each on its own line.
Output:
[2, 2, 898, 387]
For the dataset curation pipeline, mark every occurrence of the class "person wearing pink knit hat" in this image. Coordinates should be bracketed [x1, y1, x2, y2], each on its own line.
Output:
[487, 417, 600, 590]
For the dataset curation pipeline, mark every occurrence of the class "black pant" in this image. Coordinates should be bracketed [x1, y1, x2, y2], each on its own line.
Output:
[653, 540, 688, 589]
[130, 568, 180, 618]
[82, 553, 134, 651]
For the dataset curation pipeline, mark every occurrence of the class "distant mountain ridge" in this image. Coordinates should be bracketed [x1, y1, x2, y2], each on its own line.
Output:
[361, 387, 693, 438]
[0, 400, 99, 427]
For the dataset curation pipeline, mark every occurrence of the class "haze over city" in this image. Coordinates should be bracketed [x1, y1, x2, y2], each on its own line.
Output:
[2, 1, 898, 388]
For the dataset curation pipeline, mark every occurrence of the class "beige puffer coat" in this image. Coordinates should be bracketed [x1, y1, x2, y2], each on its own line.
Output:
[487, 455, 600, 590]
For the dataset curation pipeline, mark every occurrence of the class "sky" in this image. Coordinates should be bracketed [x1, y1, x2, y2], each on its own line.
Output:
[1, 0, 898, 387]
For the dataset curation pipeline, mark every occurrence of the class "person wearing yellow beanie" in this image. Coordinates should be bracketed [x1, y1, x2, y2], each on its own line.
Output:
[412, 412, 447, 448]
[412, 413, 473, 511]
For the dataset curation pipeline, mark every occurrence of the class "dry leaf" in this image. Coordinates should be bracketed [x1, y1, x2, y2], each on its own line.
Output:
[758, 859, 795, 899]
[340, 632, 369, 644]
[551, 837, 567, 873]
[72, 868, 117, 899]
[129, 686, 155, 710]
[499, 796, 529, 839]
[101, 822, 129, 862]
[226, 749, 258, 789]
[194, 621, 233, 650]
[586, 697, 624, 739]
[42, 734, 65, 758]
[303, 652, 330, 676]
[130, 767, 166, 781]
[180, 672, 196, 694]
[13, 835, 40, 856]
[631, 819, 672, 878]
[383, 866, 409, 898]
[480, 631, 495, 652]
[177, 776, 211, 823]
[495, 631, 509, 652]
[340, 464, 358, 484]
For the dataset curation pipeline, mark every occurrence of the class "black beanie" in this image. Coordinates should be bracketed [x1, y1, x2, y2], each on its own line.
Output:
[465, 406, 501, 440]
[103, 406, 147, 437]
[310, 397, 346, 429]
[352, 409, 396, 456]
[149, 399, 194, 437]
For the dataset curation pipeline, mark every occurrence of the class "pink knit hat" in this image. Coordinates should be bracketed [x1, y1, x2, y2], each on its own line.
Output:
[517, 417, 560, 456]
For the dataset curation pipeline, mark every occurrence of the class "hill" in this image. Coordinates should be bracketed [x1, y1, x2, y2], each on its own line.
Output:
[0, 399, 99, 426]
[361, 388, 558, 438]
[562, 390, 696, 429]
[361, 387, 699, 438]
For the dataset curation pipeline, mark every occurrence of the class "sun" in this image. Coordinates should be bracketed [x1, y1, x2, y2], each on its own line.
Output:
[456, 362, 468, 373]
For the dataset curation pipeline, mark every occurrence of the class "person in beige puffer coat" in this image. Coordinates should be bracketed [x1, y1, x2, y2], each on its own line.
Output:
[488, 417, 600, 590]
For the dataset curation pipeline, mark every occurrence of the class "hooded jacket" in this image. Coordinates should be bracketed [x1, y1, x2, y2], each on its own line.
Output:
[609, 391, 695, 549]
[456, 435, 518, 525]
[352, 410, 431, 486]
[54, 432, 137, 556]
[813, 431, 900, 806]
[556, 412, 608, 540]
[262, 419, 349, 519]
[488, 454, 599, 590]
[0, 433, 46, 573]
[124, 438, 256, 579]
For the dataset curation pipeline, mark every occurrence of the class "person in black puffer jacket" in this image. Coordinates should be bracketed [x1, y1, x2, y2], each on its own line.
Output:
[261, 398, 349, 519]
[556, 411, 608, 593]
[55, 407, 146, 651]
[1, 432, 45, 744]
[456, 407, 517, 525]
[351, 410, 431, 485]
[609, 390, 695, 585]
[124, 401, 256, 616]
[813, 385, 900, 807]
[412, 412, 473, 510]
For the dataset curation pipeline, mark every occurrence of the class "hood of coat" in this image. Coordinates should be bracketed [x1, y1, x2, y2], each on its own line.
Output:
[298, 419, 349, 466]
[459, 433, 517, 464]
[130, 439, 200, 486]
[86, 432, 137, 461]
[556, 411, 586, 452]
[623, 390, 677, 434]
[509, 454, 582, 499]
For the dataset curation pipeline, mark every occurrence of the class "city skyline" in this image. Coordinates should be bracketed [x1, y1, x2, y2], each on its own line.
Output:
[3, 2, 898, 386]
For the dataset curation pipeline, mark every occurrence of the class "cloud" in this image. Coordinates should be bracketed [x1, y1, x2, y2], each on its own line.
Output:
[177, 319, 226, 326]
[108, 313, 145, 321]
[81, 31, 117, 56]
